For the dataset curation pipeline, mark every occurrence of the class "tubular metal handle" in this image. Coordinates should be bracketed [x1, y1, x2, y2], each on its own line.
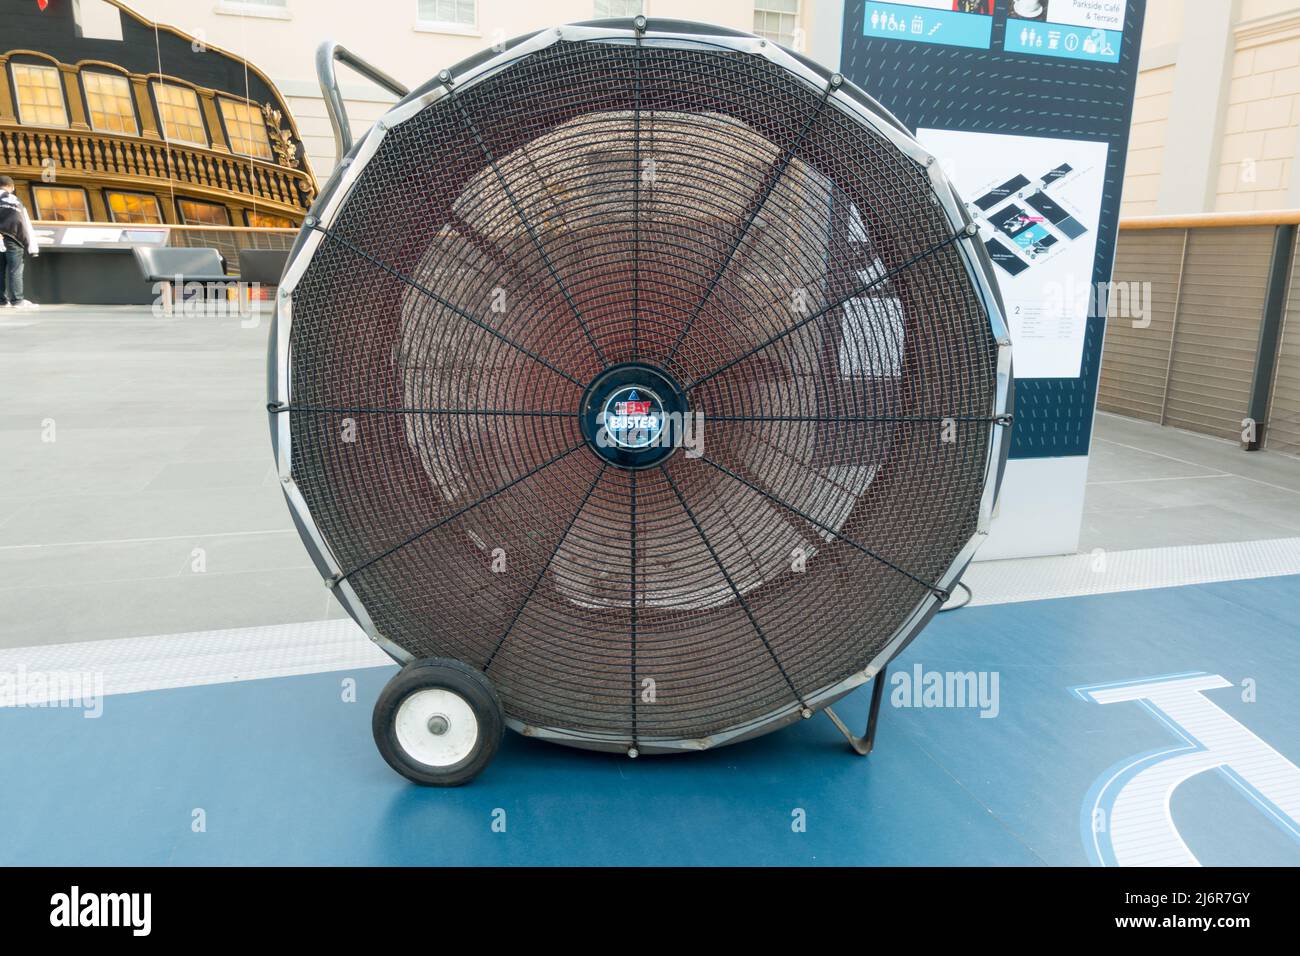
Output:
[316, 41, 411, 167]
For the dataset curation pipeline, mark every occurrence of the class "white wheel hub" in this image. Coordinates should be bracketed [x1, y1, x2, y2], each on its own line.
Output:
[395, 688, 479, 767]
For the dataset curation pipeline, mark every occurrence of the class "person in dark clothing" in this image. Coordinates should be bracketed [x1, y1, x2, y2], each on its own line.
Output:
[0, 176, 40, 310]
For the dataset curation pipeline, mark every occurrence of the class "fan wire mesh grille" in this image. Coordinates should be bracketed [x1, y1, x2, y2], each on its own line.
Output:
[284, 36, 1001, 746]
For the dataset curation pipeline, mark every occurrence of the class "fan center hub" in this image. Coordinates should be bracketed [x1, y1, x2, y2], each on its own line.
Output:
[580, 363, 689, 470]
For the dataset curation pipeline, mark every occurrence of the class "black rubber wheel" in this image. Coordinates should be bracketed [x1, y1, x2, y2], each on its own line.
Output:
[372, 658, 504, 786]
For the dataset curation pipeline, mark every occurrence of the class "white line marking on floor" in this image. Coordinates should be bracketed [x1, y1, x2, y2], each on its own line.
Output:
[1093, 437, 1300, 496]
[0, 529, 295, 550]
[1088, 474, 1233, 486]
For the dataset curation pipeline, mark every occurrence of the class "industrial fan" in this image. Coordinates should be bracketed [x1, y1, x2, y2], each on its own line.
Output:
[269, 18, 1012, 785]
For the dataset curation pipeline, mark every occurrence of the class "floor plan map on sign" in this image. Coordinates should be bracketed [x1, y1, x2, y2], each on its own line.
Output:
[918, 128, 1109, 379]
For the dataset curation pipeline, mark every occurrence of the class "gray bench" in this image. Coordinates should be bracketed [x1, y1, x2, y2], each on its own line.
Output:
[237, 248, 290, 287]
[132, 246, 231, 308]
[132, 246, 228, 283]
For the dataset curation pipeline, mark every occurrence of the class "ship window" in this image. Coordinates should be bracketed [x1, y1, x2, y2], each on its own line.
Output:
[83, 72, 139, 135]
[153, 82, 208, 146]
[107, 191, 163, 224]
[11, 63, 69, 128]
[32, 186, 89, 222]
[246, 210, 294, 228]
[219, 98, 273, 160]
[177, 199, 231, 226]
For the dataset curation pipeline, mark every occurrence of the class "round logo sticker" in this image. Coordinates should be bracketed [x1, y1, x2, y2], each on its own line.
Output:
[602, 386, 665, 450]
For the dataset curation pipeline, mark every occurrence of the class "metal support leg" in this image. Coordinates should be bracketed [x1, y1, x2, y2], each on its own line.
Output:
[824, 663, 888, 756]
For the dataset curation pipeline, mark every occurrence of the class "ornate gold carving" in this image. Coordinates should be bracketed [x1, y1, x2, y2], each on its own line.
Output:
[261, 102, 300, 169]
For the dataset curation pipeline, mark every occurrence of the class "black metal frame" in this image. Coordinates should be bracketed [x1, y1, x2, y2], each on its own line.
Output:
[1245, 223, 1296, 451]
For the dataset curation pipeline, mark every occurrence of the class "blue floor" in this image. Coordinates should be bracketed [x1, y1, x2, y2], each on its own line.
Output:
[3, 575, 1299, 866]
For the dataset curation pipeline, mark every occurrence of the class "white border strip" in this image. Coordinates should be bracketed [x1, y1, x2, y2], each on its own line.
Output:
[2, 539, 1296, 705]
[0, 619, 384, 702]
[963, 537, 1300, 607]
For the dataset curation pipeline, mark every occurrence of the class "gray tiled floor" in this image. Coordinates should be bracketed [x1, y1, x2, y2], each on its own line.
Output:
[4, 306, 1299, 651]
[1081, 412, 1300, 551]
[0, 306, 340, 649]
